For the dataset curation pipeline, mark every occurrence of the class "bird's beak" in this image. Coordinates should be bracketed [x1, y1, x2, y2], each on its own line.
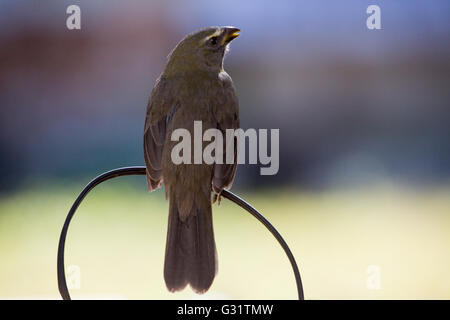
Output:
[221, 27, 241, 45]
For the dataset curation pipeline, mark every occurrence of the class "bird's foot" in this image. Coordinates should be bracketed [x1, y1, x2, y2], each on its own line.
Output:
[212, 191, 223, 205]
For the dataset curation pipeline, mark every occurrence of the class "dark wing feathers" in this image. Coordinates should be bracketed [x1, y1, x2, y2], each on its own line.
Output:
[144, 76, 173, 191]
[212, 74, 240, 192]
[145, 73, 239, 193]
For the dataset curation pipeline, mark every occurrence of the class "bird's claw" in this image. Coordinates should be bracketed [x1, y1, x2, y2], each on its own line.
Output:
[212, 192, 223, 205]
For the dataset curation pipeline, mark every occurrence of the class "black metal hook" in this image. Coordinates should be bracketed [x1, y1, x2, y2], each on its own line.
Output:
[57, 166, 304, 300]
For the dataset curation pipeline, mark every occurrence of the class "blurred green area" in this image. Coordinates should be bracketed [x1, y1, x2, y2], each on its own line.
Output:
[0, 179, 449, 299]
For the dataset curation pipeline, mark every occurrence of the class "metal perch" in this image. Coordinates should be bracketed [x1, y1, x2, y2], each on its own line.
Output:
[57, 166, 304, 300]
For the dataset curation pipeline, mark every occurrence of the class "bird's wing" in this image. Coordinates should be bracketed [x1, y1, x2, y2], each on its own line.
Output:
[144, 76, 173, 191]
[212, 74, 240, 193]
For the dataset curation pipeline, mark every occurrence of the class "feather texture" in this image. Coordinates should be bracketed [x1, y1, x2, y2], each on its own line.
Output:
[143, 26, 240, 293]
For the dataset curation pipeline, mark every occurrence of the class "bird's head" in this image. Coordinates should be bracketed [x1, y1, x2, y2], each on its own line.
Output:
[165, 26, 240, 75]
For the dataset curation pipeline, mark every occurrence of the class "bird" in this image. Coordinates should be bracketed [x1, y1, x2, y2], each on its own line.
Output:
[144, 26, 240, 293]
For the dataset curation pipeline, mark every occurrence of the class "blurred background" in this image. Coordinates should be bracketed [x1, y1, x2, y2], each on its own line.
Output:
[0, 0, 449, 299]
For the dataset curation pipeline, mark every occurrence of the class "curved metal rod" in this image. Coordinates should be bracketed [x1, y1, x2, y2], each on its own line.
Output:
[57, 166, 304, 300]
[220, 190, 304, 300]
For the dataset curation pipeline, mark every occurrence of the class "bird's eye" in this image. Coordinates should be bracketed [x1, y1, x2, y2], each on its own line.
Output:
[209, 36, 218, 45]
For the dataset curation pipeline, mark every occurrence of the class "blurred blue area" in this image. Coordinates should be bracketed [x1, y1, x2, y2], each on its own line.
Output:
[0, 0, 449, 191]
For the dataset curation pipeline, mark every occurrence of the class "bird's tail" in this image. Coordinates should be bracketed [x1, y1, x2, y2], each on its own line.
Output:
[164, 193, 217, 293]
